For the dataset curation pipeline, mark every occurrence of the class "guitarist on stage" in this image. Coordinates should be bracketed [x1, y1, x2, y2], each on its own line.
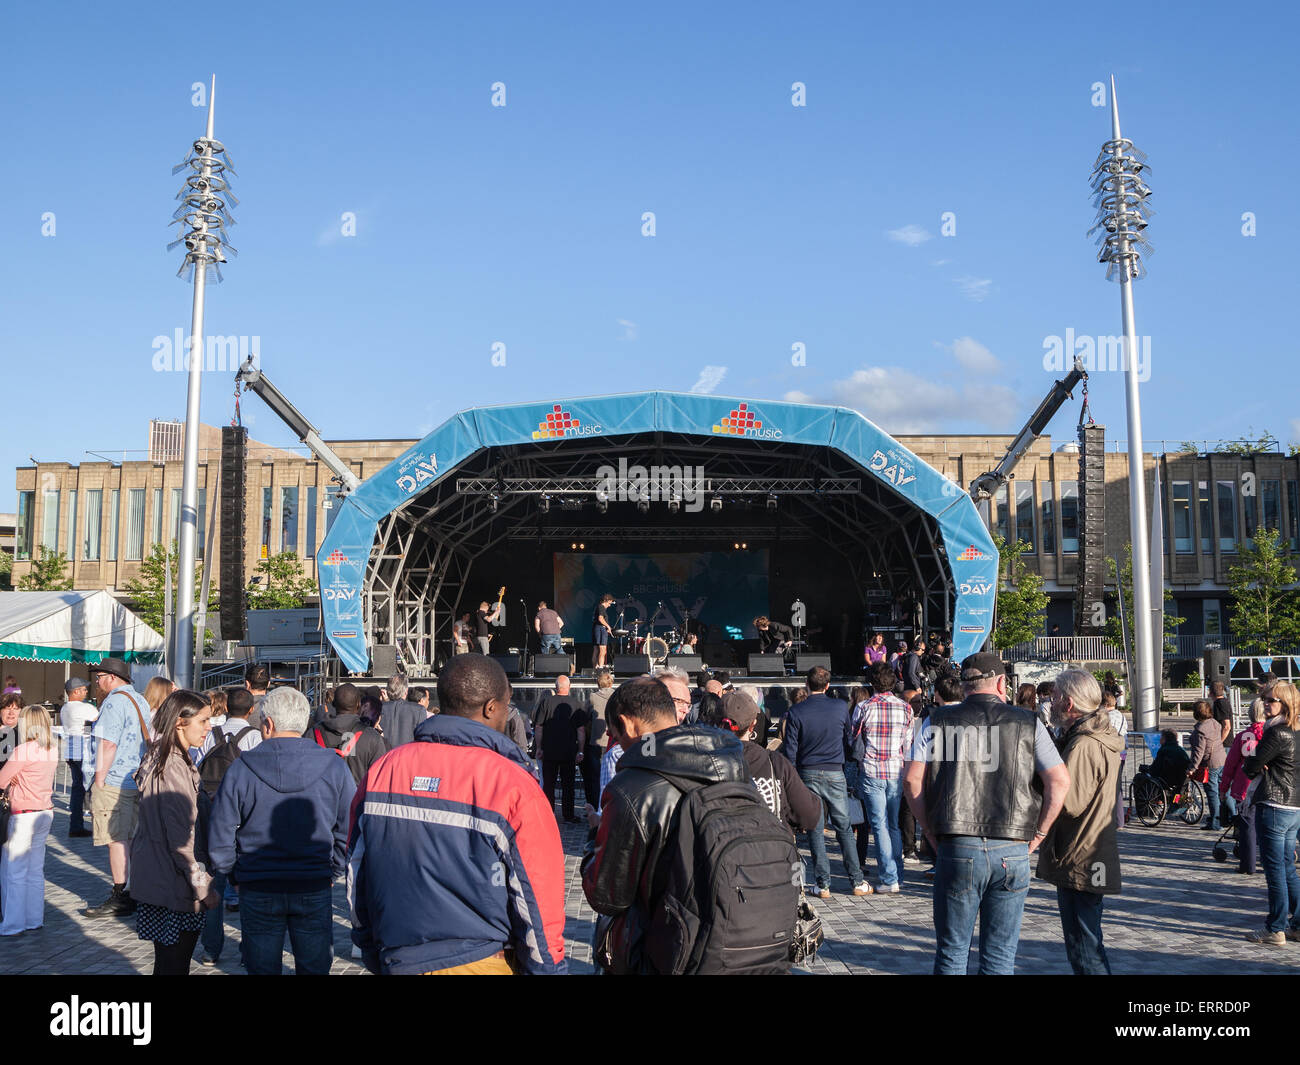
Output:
[475, 589, 505, 654]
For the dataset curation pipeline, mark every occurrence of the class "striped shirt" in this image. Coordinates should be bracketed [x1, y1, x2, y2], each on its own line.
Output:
[851, 693, 914, 780]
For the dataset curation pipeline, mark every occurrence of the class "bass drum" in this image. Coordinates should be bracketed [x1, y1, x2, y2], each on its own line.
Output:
[645, 636, 670, 663]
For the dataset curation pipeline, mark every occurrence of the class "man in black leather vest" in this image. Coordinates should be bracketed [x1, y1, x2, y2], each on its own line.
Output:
[903, 652, 1070, 974]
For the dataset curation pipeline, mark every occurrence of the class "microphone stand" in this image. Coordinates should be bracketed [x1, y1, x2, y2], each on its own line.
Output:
[519, 597, 531, 675]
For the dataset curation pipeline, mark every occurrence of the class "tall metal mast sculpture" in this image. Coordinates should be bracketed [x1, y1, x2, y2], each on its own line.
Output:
[169, 76, 237, 687]
[1089, 75, 1156, 730]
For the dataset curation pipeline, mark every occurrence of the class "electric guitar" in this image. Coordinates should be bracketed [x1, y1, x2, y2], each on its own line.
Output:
[486, 585, 506, 642]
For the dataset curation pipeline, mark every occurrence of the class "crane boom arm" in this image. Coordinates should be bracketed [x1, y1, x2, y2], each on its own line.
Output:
[235, 356, 361, 494]
[969, 357, 1087, 502]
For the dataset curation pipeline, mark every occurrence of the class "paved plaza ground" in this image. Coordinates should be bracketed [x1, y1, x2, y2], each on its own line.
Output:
[2, 788, 1296, 976]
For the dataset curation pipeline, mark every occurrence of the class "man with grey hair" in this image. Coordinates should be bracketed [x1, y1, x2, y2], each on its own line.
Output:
[380, 671, 425, 748]
[903, 652, 1070, 974]
[209, 686, 356, 975]
[653, 666, 694, 724]
[1035, 668, 1123, 974]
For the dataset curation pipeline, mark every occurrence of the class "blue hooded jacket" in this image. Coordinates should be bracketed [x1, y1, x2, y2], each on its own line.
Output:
[208, 736, 356, 892]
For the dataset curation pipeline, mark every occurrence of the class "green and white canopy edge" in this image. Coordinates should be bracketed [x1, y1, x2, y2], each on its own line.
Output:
[0, 591, 165, 664]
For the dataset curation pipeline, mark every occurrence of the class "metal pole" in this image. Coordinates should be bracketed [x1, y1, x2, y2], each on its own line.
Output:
[174, 79, 217, 689]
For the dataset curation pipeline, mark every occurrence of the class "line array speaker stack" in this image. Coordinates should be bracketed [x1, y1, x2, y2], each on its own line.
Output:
[666, 654, 703, 674]
[613, 654, 652, 677]
[218, 425, 248, 641]
[795, 653, 832, 673]
[1075, 423, 1107, 637]
[533, 653, 573, 677]
[747, 654, 786, 676]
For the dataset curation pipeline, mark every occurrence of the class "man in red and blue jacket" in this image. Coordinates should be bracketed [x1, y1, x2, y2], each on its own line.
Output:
[347, 654, 567, 974]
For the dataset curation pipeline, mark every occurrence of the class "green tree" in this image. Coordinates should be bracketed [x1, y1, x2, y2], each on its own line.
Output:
[1225, 527, 1300, 654]
[246, 552, 316, 610]
[1103, 543, 1185, 654]
[18, 545, 74, 590]
[1179, 429, 1280, 456]
[123, 541, 218, 642]
[991, 533, 1050, 649]
[0, 551, 12, 591]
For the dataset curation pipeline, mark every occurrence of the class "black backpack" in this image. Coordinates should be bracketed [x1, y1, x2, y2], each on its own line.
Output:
[199, 725, 257, 799]
[643, 776, 799, 975]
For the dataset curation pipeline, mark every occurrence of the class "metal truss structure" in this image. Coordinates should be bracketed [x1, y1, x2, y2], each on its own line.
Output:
[362, 431, 954, 670]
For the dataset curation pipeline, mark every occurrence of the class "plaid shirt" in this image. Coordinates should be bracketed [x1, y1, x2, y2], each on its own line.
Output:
[851, 693, 914, 780]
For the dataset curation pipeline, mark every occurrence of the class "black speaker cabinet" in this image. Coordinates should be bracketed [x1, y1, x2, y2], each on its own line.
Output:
[1204, 648, 1230, 685]
[666, 654, 704, 674]
[533, 653, 573, 677]
[613, 654, 652, 677]
[747, 654, 786, 676]
[796, 654, 832, 673]
[218, 425, 248, 641]
[371, 644, 399, 677]
[489, 653, 524, 677]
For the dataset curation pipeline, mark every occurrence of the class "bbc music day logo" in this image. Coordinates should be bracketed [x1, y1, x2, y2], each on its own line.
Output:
[711, 403, 782, 439]
[532, 405, 602, 440]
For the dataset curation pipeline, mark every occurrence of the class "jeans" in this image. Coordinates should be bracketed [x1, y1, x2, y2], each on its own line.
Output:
[579, 747, 602, 808]
[0, 810, 53, 934]
[542, 760, 577, 819]
[239, 886, 335, 975]
[154, 930, 200, 975]
[799, 769, 863, 889]
[843, 763, 870, 869]
[932, 836, 1030, 975]
[67, 761, 87, 831]
[1223, 792, 1238, 825]
[1055, 887, 1111, 974]
[861, 776, 903, 887]
[201, 871, 228, 960]
[1237, 807, 1258, 874]
[1205, 767, 1223, 825]
[540, 634, 562, 654]
[1256, 804, 1300, 933]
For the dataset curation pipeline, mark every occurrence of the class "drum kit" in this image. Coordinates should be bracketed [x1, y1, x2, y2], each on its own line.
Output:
[612, 600, 681, 664]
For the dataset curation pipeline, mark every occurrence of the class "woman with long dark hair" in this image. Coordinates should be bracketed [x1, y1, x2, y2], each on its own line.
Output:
[1243, 682, 1300, 945]
[129, 690, 220, 974]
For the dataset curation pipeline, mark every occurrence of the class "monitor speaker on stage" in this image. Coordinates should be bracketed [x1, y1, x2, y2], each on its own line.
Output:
[1204, 648, 1230, 686]
[666, 654, 703, 674]
[371, 644, 399, 677]
[613, 654, 652, 677]
[490, 653, 524, 677]
[796, 654, 832, 673]
[747, 654, 786, 676]
[218, 425, 248, 641]
[533, 653, 573, 677]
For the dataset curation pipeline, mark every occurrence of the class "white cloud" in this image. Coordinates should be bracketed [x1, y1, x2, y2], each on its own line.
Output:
[955, 276, 993, 302]
[616, 318, 638, 341]
[804, 365, 1019, 434]
[690, 365, 727, 394]
[887, 224, 932, 247]
[930, 258, 952, 267]
[783, 389, 815, 404]
[945, 336, 1001, 374]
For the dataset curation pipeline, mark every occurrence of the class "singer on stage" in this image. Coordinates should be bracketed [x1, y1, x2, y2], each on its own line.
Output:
[754, 615, 795, 655]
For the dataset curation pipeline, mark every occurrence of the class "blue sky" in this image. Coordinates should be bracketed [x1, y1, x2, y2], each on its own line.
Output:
[2, 0, 1297, 512]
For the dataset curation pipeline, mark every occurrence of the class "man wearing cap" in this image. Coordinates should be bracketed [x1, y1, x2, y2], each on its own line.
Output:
[902, 651, 1070, 974]
[83, 658, 151, 919]
[59, 677, 98, 839]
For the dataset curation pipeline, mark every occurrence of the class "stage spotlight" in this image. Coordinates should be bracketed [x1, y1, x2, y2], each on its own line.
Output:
[667, 491, 680, 513]
[596, 498, 608, 514]
[488, 493, 500, 513]
[742, 542, 748, 549]
[539, 495, 550, 514]
[571, 542, 578, 550]
[766, 493, 778, 511]
[579, 542, 585, 549]
[733, 542, 740, 550]
[709, 497, 723, 513]
[637, 498, 650, 514]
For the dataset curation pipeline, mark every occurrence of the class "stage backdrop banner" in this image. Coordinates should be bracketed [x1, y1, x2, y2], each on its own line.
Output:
[555, 551, 769, 641]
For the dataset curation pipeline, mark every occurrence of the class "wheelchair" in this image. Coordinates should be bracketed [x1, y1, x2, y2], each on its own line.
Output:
[1130, 768, 1206, 828]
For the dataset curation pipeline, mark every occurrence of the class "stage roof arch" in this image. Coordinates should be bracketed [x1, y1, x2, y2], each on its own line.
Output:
[317, 391, 999, 673]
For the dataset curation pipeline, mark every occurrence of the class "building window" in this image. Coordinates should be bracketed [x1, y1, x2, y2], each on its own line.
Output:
[83, 489, 102, 560]
[262, 486, 273, 558]
[1198, 481, 1212, 553]
[1263, 480, 1281, 533]
[1203, 599, 1222, 637]
[324, 486, 343, 534]
[196, 490, 206, 560]
[1014, 482, 1035, 553]
[152, 488, 163, 546]
[994, 485, 1010, 544]
[170, 488, 182, 542]
[281, 486, 299, 554]
[1039, 482, 1055, 554]
[125, 489, 146, 561]
[1059, 481, 1079, 553]
[16, 491, 34, 561]
[305, 486, 317, 560]
[1288, 480, 1299, 551]
[1217, 480, 1237, 552]
[1243, 480, 1258, 548]
[67, 491, 78, 560]
[41, 488, 59, 550]
[107, 490, 120, 561]
[1172, 481, 1192, 553]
